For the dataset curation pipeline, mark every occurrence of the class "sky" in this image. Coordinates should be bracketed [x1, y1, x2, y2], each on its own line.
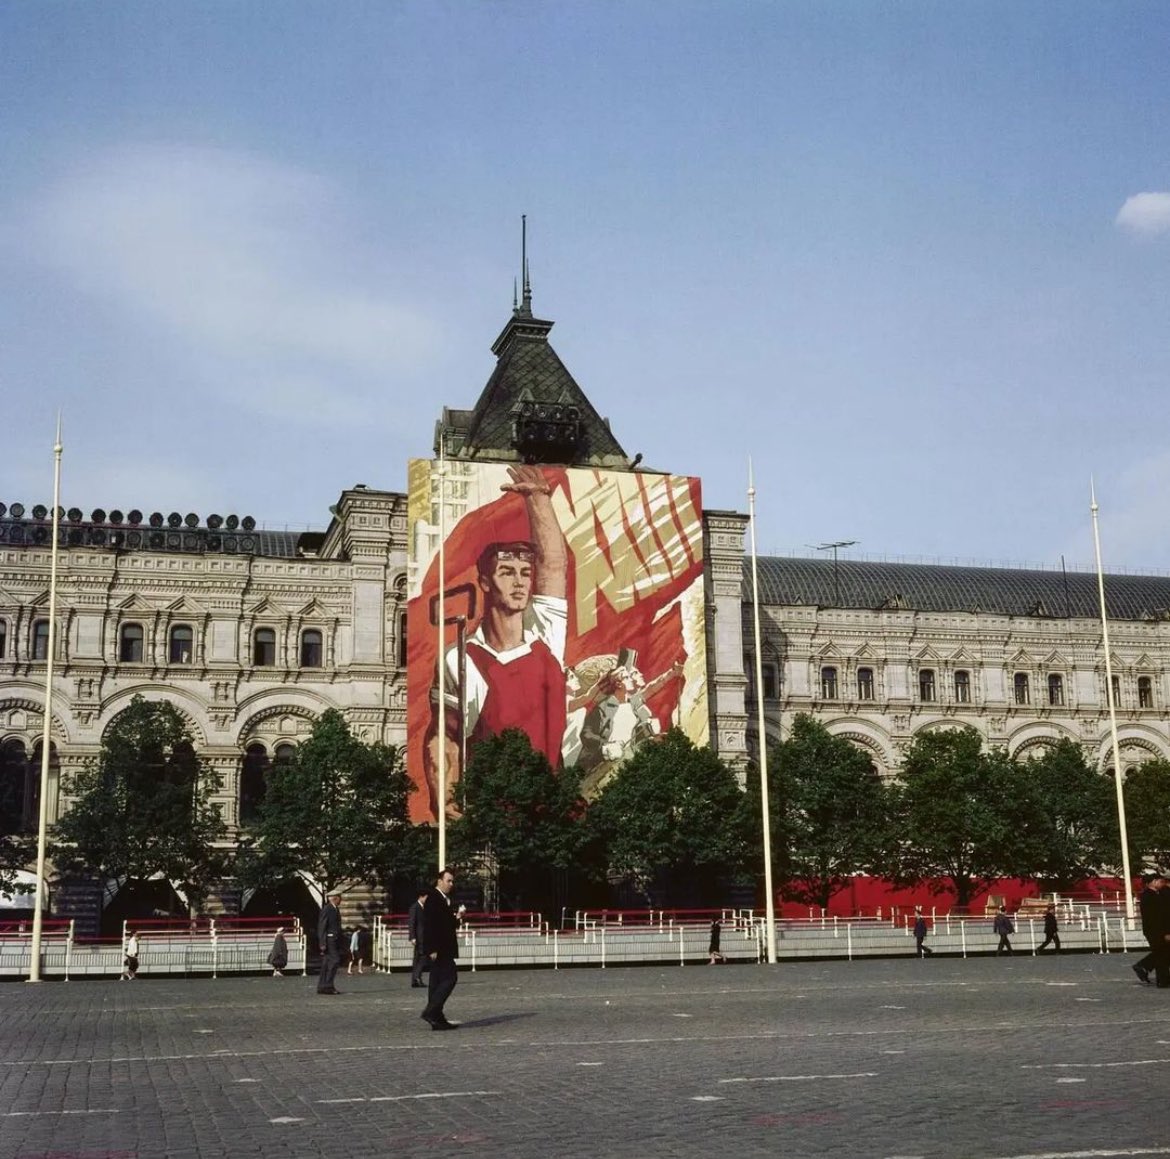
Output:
[2, 2, 1169, 574]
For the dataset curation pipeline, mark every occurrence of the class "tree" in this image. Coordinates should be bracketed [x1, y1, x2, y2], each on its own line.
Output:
[53, 697, 227, 911]
[451, 728, 588, 915]
[886, 727, 1044, 908]
[1018, 739, 1118, 887]
[768, 715, 892, 910]
[1122, 759, 1170, 871]
[588, 729, 747, 906]
[237, 709, 416, 900]
[0, 834, 33, 899]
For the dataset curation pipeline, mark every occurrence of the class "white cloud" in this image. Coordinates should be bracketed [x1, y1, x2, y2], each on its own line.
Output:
[1115, 192, 1170, 237]
[9, 144, 440, 421]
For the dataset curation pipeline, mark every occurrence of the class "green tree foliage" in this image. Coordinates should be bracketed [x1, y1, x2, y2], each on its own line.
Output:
[765, 715, 891, 910]
[887, 727, 1044, 908]
[1018, 739, 1119, 887]
[237, 709, 416, 899]
[451, 728, 588, 914]
[1122, 759, 1170, 871]
[0, 835, 33, 898]
[588, 729, 747, 905]
[53, 697, 227, 910]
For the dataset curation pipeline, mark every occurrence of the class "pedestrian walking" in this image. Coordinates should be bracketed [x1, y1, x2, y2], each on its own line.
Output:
[317, 892, 344, 995]
[267, 927, 288, 976]
[420, 868, 460, 1030]
[708, 918, 725, 964]
[121, 929, 140, 980]
[1037, 904, 1061, 953]
[993, 906, 1015, 956]
[913, 908, 933, 957]
[1133, 873, 1167, 984]
[347, 926, 365, 974]
[408, 888, 427, 987]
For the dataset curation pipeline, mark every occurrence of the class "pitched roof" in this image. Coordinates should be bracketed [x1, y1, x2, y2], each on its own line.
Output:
[745, 556, 1170, 622]
[439, 299, 631, 468]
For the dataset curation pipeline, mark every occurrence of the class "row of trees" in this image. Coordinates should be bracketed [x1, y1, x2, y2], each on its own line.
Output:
[455, 717, 1170, 911]
[18, 696, 1170, 916]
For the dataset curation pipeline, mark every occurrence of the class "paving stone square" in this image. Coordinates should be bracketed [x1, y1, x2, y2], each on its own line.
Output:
[2, 952, 1168, 1159]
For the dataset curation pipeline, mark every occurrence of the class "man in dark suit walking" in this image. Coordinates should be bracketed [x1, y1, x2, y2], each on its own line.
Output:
[1127, 874, 1165, 982]
[407, 887, 428, 988]
[317, 892, 344, 995]
[420, 868, 459, 1029]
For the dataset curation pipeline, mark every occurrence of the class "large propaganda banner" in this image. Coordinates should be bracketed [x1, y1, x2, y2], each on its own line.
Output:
[405, 460, 707, 821]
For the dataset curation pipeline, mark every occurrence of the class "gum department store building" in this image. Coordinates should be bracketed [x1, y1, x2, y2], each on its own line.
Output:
[3, 290, 1170, 923]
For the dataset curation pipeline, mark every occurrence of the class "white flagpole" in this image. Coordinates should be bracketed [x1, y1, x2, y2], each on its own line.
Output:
[436, 439, 447, 872]
[748, 459, 777, 964]
[28, 416, 63, 983]
[1090, 478, 1135, 921]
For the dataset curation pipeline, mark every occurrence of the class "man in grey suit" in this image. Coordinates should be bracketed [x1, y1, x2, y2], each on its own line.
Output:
[317, 892, 344, 994]
[407, 887, 427, 988]
[420, 868, 460, 1029]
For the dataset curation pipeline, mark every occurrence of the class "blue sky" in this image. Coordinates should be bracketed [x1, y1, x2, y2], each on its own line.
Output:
[3, 2, 1169, 572]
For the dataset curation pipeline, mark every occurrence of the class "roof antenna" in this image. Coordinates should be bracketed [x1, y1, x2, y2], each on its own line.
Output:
[520, 213, 532, 316]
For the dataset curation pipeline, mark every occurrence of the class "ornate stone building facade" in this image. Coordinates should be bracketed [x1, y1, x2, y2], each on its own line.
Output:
[0, 486, 411, 848]
[744, 557, 1170, 776]
[4, 293, 1169, 921]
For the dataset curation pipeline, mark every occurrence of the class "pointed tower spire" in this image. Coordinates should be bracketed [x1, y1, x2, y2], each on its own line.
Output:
[516, 214, 533, 317]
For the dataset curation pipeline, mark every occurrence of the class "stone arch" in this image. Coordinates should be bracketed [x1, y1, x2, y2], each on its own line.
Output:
[236, 699, 328, 749]
[913, 718, 979, 739]
[0, 696, 71, 745]
[1095, 730, 1170, 773]
[1007, 721, 1080, 762]
[822, 718, 895, 777]
[98, 689, 208, 748]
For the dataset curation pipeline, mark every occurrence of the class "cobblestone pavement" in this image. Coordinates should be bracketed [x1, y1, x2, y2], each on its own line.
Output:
[2, 952, 1169, 1159]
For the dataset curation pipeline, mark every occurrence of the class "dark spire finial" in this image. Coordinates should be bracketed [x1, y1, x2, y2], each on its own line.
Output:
[518, 214, 532, 316]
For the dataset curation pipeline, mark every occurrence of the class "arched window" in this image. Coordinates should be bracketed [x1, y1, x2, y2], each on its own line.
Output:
[119, 623, 144, 663]
[1048, 674, 1064, 706]
[32, 620, 49, 661]
[954, 670, 971, 703]
[919, 669, 936, 702]
[274, 743, 296, 767]
[300, 629, 323, 668]
[0, 740, 30, 835]
[0, 619, 7, 659]
[239, 744, 270, 824]
[1013, 673, 1030, 705]
[1110, 675, 1122, 707]
[253, 628, 276, 667]
[397, 612, 408, 668]
[820, 666, 838, 699]
[857, 667, 874, 700]
[169, 625, 194, 665]
[1139, 676, 1154, 709]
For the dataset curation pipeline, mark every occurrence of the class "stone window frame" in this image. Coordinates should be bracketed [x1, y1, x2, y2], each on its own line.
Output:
[820, 665, 839, 700]
[252, 627, 278, 668]
[1047, 672, 1065, 707]
[954, 669, 972, 704]
[856, 666, 875, 700]
[169, 623, 195, 665]
[1138, 675, 1154, 709]
[1013, 671, 1030, 706]
[918, 667, 936, 703]
[119, 622, 145, 664]
[31, 619, 50, 661]
[299, 628, 324, 669]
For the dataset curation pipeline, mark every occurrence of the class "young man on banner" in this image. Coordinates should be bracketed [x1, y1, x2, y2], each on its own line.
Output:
[425, 464, 568, 812]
